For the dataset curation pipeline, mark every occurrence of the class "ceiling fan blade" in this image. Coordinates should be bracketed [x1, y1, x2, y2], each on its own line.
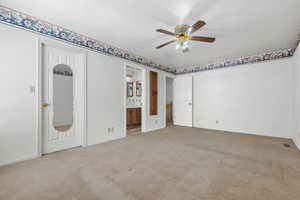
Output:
[190, 36, 215, 43]
[156, 29, 176, 36]
[156, 40, 177, 49]
[190, 20, 206, 33]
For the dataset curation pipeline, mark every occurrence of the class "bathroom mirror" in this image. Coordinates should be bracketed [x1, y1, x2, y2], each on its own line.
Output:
[136, 81, 142, 96]
[53, 64, 73, 132]
[127, 81, 134, 97]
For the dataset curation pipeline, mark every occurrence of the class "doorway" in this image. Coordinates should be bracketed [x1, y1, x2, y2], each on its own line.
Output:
[41, 44, 86, 154]
[125, 65, 144, 136]
[166, 77, 174, 127]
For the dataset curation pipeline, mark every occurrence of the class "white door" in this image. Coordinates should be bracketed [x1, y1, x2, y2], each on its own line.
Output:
[42, 46, 83, 154]
[173, 76, 193, 127]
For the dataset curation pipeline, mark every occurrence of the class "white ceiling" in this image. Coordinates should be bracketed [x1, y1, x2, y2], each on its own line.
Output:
[2, 0, 300, 69]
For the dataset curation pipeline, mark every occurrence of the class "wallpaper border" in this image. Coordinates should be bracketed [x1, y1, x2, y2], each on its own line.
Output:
[0, 5, 298, 75]
[0, 5, 176, 73]
[175, 48, 296, 74]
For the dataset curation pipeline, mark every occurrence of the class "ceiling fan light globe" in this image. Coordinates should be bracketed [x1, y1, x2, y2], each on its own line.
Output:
[182, 47, 189, 53]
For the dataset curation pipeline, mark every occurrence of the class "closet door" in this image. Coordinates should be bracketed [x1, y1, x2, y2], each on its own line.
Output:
[42, 46, 82, 154]
[173, 76, 193, 127]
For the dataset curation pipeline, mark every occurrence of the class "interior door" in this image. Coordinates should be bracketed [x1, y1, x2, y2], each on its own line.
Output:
[42, 46, 81, 154]
[173, 76, 193, 127]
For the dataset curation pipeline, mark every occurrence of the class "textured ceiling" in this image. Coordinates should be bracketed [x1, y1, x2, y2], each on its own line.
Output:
[2, 0, 300, 70]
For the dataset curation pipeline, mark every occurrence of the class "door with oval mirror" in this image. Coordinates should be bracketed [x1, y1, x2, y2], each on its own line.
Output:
[42, 46, 83, 154]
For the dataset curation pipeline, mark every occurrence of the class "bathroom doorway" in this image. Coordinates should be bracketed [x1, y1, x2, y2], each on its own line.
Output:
[125, 65, 145, 136]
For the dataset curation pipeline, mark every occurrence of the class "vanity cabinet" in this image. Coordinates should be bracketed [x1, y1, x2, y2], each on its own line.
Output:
[127, 108, 141, 126]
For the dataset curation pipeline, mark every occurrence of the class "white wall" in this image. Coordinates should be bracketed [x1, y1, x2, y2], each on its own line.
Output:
[87, 51, 126, 145]
[292, 45, 300, 149]
[175, 59, 294, 138]
[0, 24, 38, 165]
[0, 23, 171, 165]
[53, 74, 73, 126]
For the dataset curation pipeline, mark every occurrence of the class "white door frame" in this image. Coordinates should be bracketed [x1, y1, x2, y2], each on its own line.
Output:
[123, 63, 147, 134]
[36, 38, 87, 156]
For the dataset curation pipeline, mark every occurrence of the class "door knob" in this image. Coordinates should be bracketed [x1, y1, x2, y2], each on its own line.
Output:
[42, 103, 50, 108]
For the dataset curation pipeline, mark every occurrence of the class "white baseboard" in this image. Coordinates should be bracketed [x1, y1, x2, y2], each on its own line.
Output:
[144, 125, 165, 133]
[193, 124, 292, 139]
[0, 154, 39, 167]
[293, 136, 300, 151]
[87, 134, 126, 146]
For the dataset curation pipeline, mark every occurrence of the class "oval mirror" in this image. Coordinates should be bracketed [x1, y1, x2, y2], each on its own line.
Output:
[53, 64, 73, 132]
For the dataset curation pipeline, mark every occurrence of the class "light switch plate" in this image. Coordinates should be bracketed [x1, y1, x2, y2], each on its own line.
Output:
[30, 85, 35, 93]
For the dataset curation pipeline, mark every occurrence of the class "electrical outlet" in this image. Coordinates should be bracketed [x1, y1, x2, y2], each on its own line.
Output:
[108, 127, 114, 134]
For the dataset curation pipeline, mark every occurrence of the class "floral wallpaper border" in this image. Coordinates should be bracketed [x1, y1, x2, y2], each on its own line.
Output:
[0, 5, 176, 73]
[0, 5, 298, 75]
[175, 48, 296, 74]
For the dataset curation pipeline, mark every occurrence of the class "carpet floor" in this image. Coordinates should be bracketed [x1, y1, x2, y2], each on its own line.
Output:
[1, 126, 300, 200]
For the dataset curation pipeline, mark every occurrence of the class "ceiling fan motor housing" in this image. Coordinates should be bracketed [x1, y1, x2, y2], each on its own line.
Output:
[175, 24, 191, 43]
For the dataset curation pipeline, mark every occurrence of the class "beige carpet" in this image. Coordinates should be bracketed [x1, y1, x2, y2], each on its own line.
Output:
[1, 126, 300, 200]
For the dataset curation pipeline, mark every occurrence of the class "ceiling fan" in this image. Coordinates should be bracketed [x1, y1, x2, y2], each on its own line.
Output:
[156, 20, 215, 53]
